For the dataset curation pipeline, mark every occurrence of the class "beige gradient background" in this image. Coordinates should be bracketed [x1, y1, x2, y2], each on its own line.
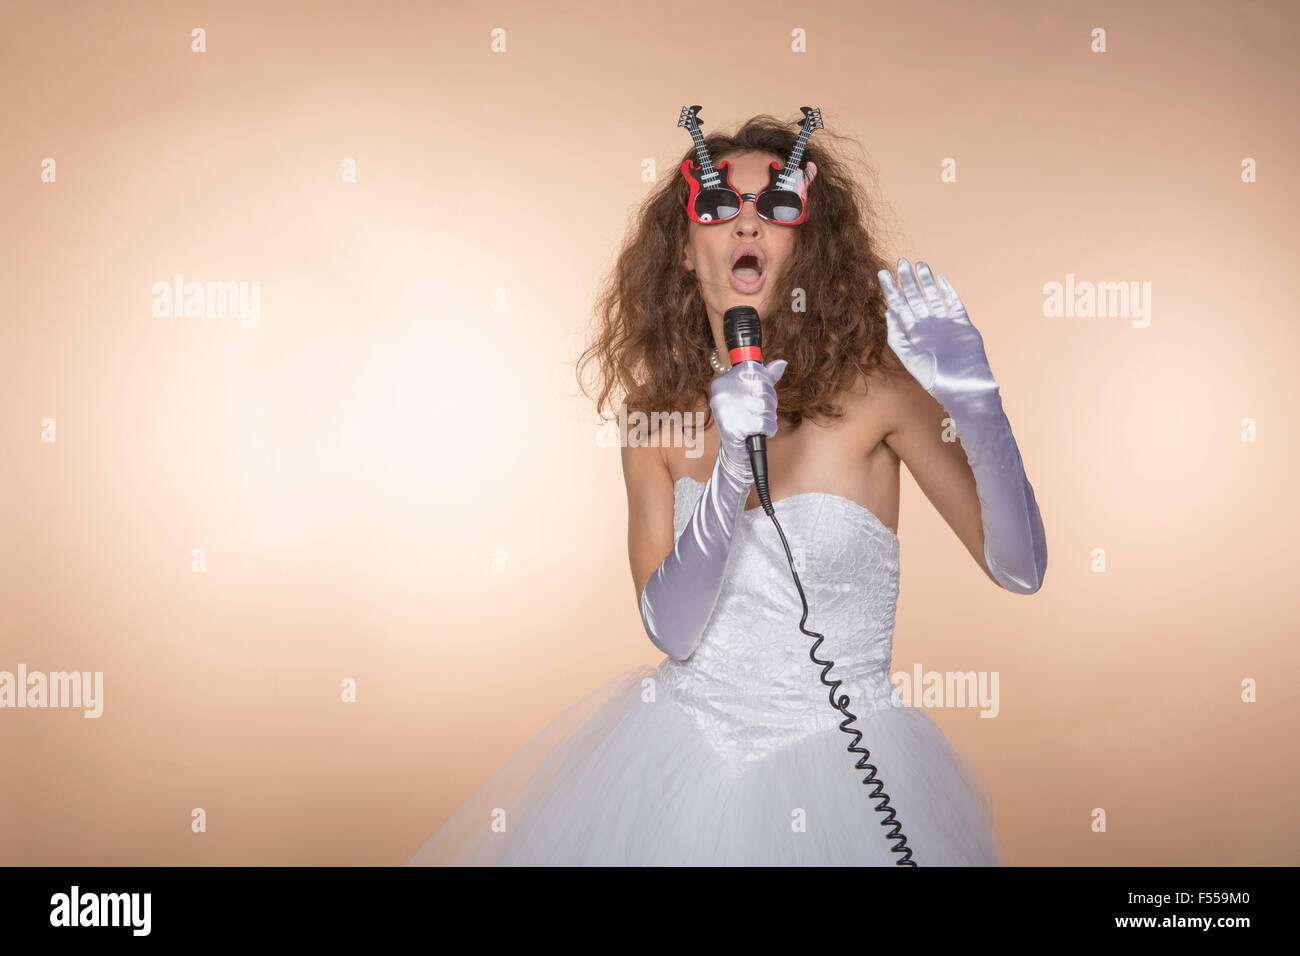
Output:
[2, 0, 1297, 865]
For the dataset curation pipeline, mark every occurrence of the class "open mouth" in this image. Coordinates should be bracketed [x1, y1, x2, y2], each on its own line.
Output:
[727, 244, 767, 294]
[731, 254, 763, 283]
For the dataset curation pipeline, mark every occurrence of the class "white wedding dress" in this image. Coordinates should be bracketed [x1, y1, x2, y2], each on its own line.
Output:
[407, 475, 1009, 866]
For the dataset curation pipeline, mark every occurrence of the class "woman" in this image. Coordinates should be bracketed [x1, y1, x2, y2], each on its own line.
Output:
[407, 112, 1045, 866]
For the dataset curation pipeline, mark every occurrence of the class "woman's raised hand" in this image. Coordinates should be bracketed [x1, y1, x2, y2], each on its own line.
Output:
[878, 258, 999, 412]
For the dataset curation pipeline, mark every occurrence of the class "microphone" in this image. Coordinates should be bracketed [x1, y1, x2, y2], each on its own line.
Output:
[722, 305, 774, 515]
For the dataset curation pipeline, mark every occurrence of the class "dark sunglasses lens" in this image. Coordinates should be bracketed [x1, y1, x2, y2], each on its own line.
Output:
[693, 188, 740, 223]
[756, 189, 804, 223]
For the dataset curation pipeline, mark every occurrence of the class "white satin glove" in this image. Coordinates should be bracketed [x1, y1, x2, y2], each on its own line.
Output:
[640, 357, 788, 660]
[879, 258, 1047, 594]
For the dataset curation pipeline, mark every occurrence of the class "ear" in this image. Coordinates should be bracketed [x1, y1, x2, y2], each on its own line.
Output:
[803, 160, 818, 186]
[681, 243, 695, 273]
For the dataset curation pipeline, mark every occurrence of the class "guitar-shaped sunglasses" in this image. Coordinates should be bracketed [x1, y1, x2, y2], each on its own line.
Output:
[678, 105, 823, 226]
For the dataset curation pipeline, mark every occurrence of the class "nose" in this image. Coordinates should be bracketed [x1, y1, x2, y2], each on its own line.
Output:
[732, 194, 763, 237]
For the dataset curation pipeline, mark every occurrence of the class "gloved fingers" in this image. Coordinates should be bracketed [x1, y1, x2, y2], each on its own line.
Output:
[746, 397, 773, 427]
[718, 366, 778, 402]
[895, 257, 931, 319]
[711, 356, 783, 449]
[914, 261, 948, 317]
[721, 357, 784, 388]
[728, 409, 777, 443]
[711, 399, 768, 448]
[710, 387, 767, 413]
[937, 272, 970, 324]
[737, 362, 778, 387]
[877, 267, 916, 332]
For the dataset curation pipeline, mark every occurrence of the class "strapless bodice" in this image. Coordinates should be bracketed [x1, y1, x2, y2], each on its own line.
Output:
[656, 475, 907, 776]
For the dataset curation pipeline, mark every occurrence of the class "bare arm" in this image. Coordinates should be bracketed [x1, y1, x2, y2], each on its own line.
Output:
[879, 367, 1001, 586]
[621, 438, 675, 609]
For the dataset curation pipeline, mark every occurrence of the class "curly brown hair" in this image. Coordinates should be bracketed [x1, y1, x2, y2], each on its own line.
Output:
[576, 112, 905, 433]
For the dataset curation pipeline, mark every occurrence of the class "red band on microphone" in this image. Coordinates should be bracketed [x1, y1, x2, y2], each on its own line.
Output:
[728, 346, 763, 365]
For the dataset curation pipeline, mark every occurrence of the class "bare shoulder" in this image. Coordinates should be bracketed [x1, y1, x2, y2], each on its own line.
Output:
[829, 360, 923, 438]
[859, 361, 942, 442]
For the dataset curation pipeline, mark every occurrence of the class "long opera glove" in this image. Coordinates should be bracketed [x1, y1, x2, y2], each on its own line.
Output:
[640, 358, 787, 660]
[879, 258, 1047, 594]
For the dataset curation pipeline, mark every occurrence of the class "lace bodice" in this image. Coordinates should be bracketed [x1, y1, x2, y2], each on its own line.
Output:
[656, 475, 907, 777]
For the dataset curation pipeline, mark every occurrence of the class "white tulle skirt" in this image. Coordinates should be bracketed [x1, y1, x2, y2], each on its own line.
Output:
[406, 665, 1009, 866]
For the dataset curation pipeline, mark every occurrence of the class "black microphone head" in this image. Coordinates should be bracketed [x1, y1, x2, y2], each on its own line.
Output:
[723, 306, 762, 352]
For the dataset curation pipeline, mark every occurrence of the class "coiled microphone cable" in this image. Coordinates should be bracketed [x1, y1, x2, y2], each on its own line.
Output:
[755, 486, 918, 866]
[723, 304, 917, 867]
